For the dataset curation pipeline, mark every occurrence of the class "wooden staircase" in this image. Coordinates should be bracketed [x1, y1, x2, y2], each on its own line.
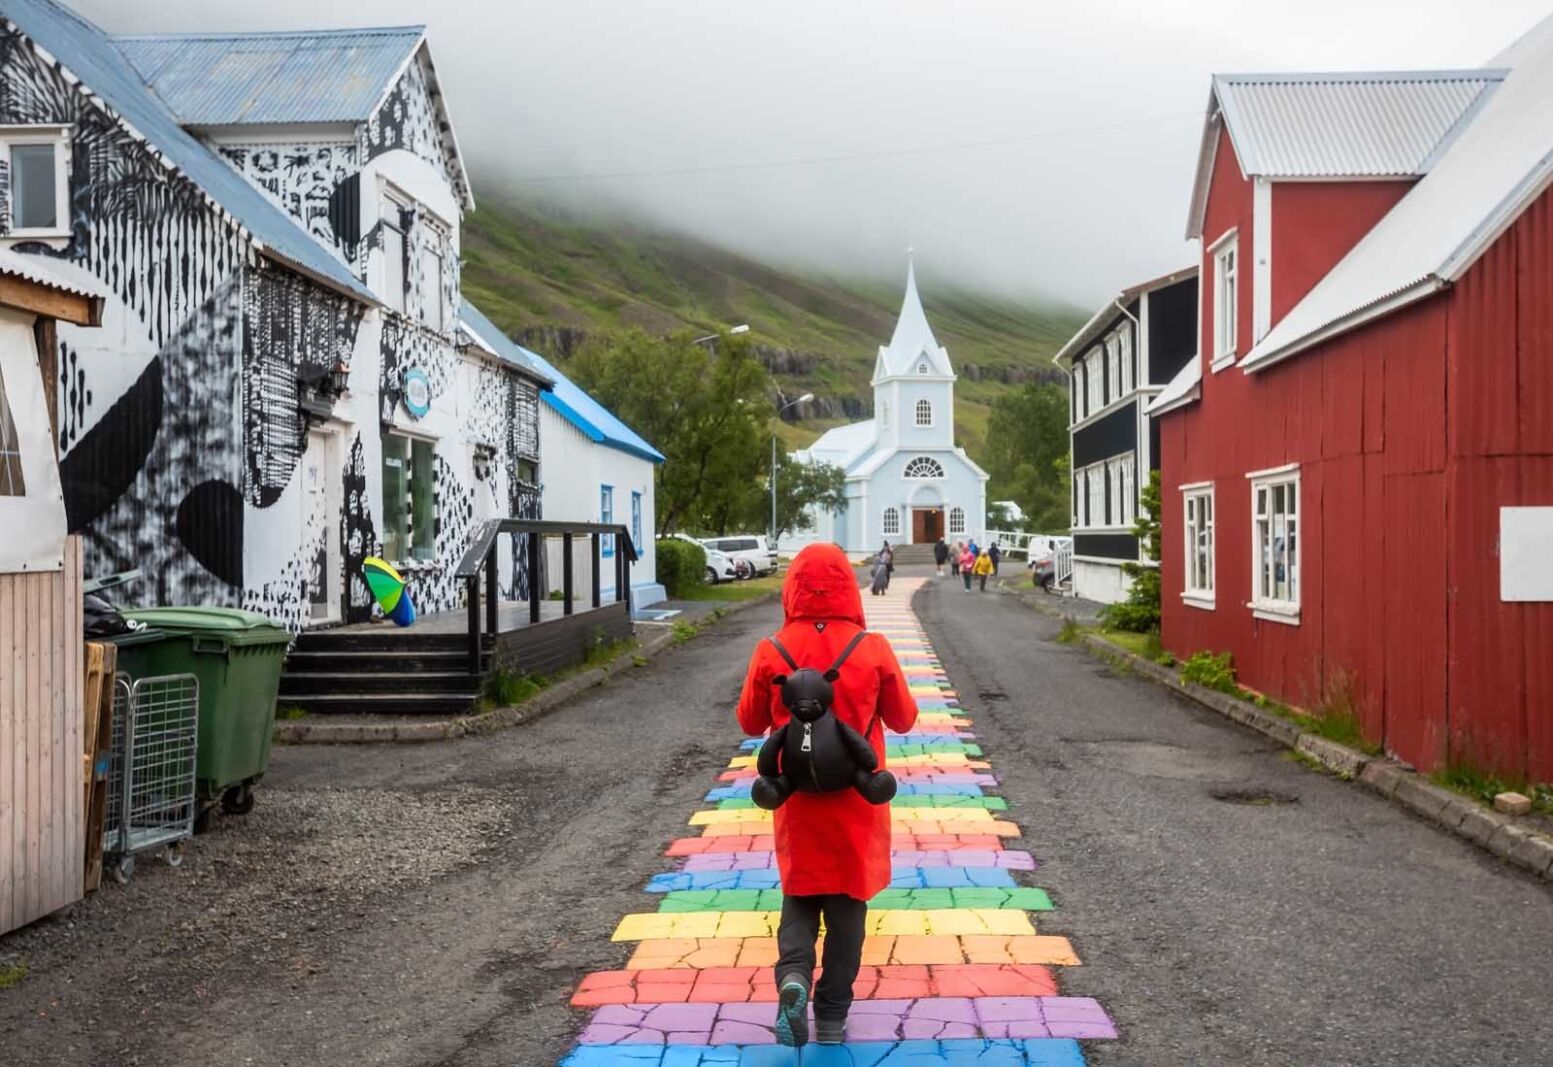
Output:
[278, 629, 486, 717]
[888, 544, 939, 566]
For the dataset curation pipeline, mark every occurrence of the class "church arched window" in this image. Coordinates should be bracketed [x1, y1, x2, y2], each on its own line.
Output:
[949, 506, 966, 534]
[915, 399, 933, 427]
[882, 506, 900, 536]
[903, 456, 945, 479]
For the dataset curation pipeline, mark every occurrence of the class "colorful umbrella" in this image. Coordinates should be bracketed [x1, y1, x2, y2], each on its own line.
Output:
[363, 556, 416, 626]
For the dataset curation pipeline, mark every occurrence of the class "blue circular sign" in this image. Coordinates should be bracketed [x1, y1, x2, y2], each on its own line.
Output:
[402, 367, 431, 419]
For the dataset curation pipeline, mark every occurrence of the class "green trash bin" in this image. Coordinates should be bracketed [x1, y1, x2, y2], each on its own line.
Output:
[118, 607, 292, 816]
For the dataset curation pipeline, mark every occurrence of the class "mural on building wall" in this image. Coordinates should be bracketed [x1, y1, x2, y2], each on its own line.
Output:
[241, 268, 364, 507]
[219, 141, 359, 261]
[360, 53, 464, 200]
[341, 433, 379, 623]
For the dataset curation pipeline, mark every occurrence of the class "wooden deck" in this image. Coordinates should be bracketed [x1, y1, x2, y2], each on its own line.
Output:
[329, 597, 605, 638]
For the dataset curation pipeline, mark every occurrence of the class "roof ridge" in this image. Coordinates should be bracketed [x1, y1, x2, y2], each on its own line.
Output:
[112, 25, 425, 42]
[1216, 68, 1506, 85]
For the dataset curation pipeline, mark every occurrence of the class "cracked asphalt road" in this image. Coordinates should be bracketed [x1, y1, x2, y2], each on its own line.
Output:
[3, 570, 1550, 1065]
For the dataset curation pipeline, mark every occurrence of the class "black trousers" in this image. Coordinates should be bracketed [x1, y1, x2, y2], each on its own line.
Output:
[774, 894, 867, 1019]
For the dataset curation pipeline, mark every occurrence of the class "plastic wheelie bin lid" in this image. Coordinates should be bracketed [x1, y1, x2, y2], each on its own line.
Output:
[121, 607, 290, 647]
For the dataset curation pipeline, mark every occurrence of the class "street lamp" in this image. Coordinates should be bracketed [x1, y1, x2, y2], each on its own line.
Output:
[692, 323, 750, 346]
[771, 392, 815, 547]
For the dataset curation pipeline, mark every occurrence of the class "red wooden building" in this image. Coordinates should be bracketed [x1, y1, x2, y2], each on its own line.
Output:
[1150, 18, 1553, 781]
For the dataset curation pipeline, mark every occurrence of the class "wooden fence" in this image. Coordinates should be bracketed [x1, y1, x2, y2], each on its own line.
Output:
[1, 536, 83, 934]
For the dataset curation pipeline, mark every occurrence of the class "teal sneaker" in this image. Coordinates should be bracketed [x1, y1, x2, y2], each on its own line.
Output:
[774, 974, 810, 1047]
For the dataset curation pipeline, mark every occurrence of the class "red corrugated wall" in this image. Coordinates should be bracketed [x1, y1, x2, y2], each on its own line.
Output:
[1159, 135, 1553, 779]
[1271, 180, 1413, 324]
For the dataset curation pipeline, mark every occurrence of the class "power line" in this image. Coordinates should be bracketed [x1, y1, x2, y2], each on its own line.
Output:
[508, 111, 1202, 184]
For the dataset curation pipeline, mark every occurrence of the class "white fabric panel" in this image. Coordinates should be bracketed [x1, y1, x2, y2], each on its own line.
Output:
[0, 309, 67, 573]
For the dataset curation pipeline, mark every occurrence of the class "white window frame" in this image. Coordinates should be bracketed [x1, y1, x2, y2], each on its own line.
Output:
[1071, 369, 1084, 423]
[1181, 481, 1215, 608]
[418, 231, 446, 333]
[1106, 337, 1121, 404]
[903, 456, 945, 480]
[1119, 455, 1135, 527]
[1109, 457, 1125, 527]
[882, 505, 900, 537]
[1247, 464, 1299, 623]
[914, 398, 933, 427]
[917, 360, 929, 375]
[0, 126, 71, 239]
[948, 506, 966, 535]
[1085, 464, 1104, 529]
[1085, 350, 1103, 413]
[1072, 471, 1083, 527]
[379, 190, 409, 316]
[1119, 325, 1134, 395]
[1211, 229, 1238, 371]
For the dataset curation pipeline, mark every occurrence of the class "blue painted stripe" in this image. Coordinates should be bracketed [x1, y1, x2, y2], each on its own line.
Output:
[561, 1037, 1087, 1066]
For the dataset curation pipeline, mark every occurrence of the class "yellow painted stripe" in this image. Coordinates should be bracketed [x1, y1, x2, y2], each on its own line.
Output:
[610, 907, 1037, 942]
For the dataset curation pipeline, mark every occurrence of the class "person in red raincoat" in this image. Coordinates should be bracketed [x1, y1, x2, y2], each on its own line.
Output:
[736, 542, 917, 1045]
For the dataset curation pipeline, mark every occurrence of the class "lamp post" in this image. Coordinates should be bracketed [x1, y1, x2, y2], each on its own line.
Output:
[771, 392, 815, 547]
[691, 323, 749, 347]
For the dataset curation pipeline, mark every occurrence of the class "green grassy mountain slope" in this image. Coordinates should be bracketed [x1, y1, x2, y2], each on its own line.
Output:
[461, 197, 1085, 461]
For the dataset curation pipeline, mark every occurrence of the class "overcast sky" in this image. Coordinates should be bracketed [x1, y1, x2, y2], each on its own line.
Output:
[76, 0, 1552, 306]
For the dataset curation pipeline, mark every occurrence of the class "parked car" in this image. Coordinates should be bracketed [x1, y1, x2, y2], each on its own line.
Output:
[1026, 535, 1072, 592]
[673, 533, 738, 584]
[700, 535, 779, 577]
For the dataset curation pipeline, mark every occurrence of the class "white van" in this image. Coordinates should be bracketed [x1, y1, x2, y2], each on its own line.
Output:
[700, 534, 779, 577]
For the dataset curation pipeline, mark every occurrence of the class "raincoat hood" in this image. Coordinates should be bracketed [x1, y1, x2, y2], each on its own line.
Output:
[782, 543, 865, 627]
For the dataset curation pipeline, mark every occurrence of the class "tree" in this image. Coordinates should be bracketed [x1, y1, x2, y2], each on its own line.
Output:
[1102, 469, 1163, 633]
[569, 329, 772, 536]
[983, 382, 1071, 532]
[767, 456, 847, 542]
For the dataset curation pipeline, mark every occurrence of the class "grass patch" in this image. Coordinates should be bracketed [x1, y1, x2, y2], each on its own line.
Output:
[275, 705, 309, 722]
[678, 574, 783, 603]
[1179, 651, 1241, 695]
[1432, 764, 1553, 815]
[483, 668, 546, 707]
[584, 630, 637, 669]
[0, 961, 26, 990]
[672, 620, 701, 645]
[1055, 618, 1082, 644]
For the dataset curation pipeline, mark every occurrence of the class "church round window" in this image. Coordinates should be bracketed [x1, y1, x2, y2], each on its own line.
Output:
[903, 456, 945, 479]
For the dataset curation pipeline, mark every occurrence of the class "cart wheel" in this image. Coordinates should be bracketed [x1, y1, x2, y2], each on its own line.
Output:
[110, 855, 134, 884]
[221, 783, 256, 816]
[164, 842, 185, 868]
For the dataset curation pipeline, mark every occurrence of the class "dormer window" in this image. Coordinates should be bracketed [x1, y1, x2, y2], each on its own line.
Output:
[1, 127, 70, 237]
[917, 360, 929, 374]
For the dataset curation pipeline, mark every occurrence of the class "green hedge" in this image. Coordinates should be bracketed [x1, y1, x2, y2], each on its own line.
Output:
[656, 539, 707, 598]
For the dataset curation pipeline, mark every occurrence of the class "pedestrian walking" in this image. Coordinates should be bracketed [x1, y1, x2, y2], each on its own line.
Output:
[988, 541, 1002, 576]
[960, 544, 976, 591]
[875, 542, 894, 592]
[933, 536, 949, 577]
[973, 548, 994, 591]
[736, 543, 917, 1047]
[869, 554, 889, 595]
[949, 540, 963, 577]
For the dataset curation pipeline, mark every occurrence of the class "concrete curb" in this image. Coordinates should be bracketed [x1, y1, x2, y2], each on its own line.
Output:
[1051, 619, 1553, 882]
[274, 590, 779, 745]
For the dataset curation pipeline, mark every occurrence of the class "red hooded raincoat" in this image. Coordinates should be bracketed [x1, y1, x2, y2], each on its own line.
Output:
[736, 543, 917, 900]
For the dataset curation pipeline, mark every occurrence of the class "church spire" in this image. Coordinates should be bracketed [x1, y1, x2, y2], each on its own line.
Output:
[878, 252, 949, 379]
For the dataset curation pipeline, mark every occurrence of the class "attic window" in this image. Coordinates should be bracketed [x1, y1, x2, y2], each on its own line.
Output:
[917, 361, 929, 374]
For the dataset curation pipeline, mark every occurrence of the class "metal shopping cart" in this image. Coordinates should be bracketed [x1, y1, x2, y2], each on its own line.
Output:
[104, 673, 199, 884]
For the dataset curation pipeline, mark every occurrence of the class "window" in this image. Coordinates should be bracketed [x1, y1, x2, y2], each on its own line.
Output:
[419, 242, 445, 332]
[915, 399, 933, 427]
[1183, 486, 1214, 604]
[2, 129, 68, 235]
[1085, 351, 1103, 414]
[1108, 455, 1134, 527]
[1250, 467, 1299, 619]
[917, 360, 929, 374]
[1086, 465, 1104, 528]
[1106, 338, 1121, 404]
[882, 506, 900, 536]
[1119, 326, 1134, 394]
[903, 456, 945, 479]
[381, 197, 407, 315]
[1213, 233, 1238, 366]
[1071, 370, 1083, 422]
[0, 364, 25, 496]
[1072, 472, 1082, 527]
[948, 506, 966, 535]
[381, 432, 435, 562]
[880, 399, 890, 429]
[601, 485, 615, 557]
[631, 491, 642, 553]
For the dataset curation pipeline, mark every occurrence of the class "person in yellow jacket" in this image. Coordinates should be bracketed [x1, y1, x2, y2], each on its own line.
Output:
[972, 549, 994, 592]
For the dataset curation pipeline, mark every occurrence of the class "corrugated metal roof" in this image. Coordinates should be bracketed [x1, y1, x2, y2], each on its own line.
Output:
[1186, 69, 1506, 238]
[1216, 71, 1505, 179]
[113, 27, 423, 126]
[1, 0, 375, 303]
[457, 300, 554, 388]
[1241, 17, 1553, 371]
[0, 247, 106, 299]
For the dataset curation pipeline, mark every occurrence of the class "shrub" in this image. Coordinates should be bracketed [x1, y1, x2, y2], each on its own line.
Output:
[484, 668, 544, 707]
[1100, 600, 1159, 634]
[1106, 469, 1163, 633]
[656, 538, 707, 598]
[1180, 651, 1238, 694]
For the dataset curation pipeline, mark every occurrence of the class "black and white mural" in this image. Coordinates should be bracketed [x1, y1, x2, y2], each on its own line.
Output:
[219, 141, 359, 261]
[360, 53, 467, 203]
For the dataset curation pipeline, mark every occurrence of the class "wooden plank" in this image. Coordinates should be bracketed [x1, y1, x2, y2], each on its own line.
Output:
[24, 573, 42, 925]
[83, 641, 114, 894]
[66, 539, 83, 898]
[41, 568, 59, 919]
[0, 273, 97, 326]
[0, 578, 15, 933]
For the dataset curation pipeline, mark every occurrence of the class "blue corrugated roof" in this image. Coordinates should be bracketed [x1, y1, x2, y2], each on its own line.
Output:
[458, 300, 664, 465]
[1, 0, 375, 303]
[456, 299, 554, 388]
[114, 27, 423, 126]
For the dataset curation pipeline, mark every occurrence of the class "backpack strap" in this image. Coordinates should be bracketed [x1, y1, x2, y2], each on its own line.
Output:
[824, 630, 870, 681]
[766, 635, 800, 673]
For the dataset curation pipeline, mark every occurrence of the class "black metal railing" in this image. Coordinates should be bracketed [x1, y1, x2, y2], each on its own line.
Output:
[453, 518, 639, 673]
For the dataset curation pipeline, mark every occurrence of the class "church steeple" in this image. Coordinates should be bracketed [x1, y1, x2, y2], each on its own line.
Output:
[874, 253, 953, 384]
